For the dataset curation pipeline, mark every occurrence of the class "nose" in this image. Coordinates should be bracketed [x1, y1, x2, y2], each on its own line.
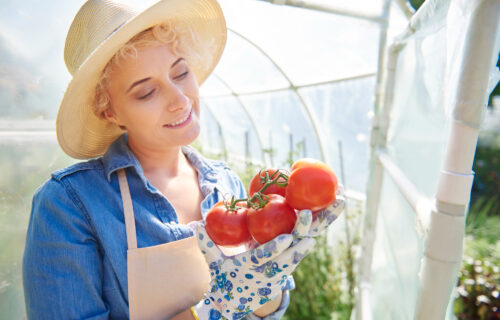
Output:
[164, 82, 189, 112]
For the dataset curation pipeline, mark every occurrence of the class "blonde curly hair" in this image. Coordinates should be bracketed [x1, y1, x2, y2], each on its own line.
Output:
[93, 22, 209, 119]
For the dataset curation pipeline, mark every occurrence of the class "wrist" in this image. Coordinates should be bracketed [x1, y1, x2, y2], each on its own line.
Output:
[192, 298, 234, 320]
[252, 290, 283, 317]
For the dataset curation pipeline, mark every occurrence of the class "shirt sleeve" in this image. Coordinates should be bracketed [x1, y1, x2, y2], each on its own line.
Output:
[22, 178, 110, 320]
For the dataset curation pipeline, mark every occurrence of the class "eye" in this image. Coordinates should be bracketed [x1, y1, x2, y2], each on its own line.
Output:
[138, 89, 155, 100]
[175, 71, 189, 80]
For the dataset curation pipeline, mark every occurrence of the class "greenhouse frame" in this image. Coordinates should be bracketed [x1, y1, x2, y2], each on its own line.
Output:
[0, 0, 498, 318]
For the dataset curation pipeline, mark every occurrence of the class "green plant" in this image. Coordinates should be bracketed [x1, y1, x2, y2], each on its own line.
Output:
[471, 145, 500, 215]
[454, 197, 500, 319]
[453, 257, 500, 319]
[282, 201, 362, 320]
[282, 234, 352, 320]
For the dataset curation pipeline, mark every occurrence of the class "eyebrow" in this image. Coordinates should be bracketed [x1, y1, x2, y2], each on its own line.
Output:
[126, 77, 151, 93]
[171, 57, 184, 68]
[126, 58, 185, 93]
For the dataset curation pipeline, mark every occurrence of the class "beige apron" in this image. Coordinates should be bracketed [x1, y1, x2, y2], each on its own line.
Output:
[117, 169, 211, 320]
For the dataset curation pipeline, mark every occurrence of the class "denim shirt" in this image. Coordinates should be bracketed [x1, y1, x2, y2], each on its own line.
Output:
[22, 134, 293, 320]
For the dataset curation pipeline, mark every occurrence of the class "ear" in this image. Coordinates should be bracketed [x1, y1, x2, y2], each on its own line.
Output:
[103, 108, 121, 127]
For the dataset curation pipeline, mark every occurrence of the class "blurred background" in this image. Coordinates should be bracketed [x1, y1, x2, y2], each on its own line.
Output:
[0, 0, 498, 319]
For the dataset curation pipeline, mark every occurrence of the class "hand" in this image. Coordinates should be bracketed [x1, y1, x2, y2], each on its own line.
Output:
[193, 210, 315, 320]
[307, 185, 346, 237]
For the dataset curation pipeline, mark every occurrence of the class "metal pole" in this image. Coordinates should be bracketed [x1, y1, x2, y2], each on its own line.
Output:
[355, 0, 393, 318]
[260, 0, 386, 23]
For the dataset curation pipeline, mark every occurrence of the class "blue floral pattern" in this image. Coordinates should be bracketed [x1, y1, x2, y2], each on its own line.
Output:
[193, 187, 346, 320]
[194, 210, 315, 319]
[308, 186, 346, 237]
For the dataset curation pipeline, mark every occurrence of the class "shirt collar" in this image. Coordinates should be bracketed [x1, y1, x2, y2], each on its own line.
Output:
[102, 134, 218, 184]
[102, 134, 142, 182]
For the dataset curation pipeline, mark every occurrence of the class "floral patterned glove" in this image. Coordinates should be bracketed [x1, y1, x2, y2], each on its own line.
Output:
[308, 185, 346, 237]
[193, 210, 314, 320]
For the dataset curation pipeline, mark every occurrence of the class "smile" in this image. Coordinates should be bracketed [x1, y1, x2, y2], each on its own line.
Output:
[164, 108, 193, 128]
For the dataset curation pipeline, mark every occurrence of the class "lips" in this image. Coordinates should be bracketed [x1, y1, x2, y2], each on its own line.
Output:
[164, 108, 193, 128]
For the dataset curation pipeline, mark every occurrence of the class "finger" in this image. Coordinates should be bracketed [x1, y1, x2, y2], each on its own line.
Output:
[274, 237, 316, 272]
[195, 222, 223, 265]
[240, 233, 293, 266]
[336, 184, 345, 196]
[292, 210, 312, 238]
[309, 195, 345, 236]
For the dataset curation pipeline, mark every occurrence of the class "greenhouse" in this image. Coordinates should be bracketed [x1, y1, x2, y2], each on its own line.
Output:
[0, 0, 499, 319]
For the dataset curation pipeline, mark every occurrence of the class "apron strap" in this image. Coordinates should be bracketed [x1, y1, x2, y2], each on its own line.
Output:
[118, 169, 138, 250]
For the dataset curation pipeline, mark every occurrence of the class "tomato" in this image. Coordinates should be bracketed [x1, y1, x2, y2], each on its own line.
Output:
[248, 169, 287, 198]
[290, 158, 320, 171]
[205, 202, 252, 247]
[247, 194, 297, 244]
[285, 158, 338, 212]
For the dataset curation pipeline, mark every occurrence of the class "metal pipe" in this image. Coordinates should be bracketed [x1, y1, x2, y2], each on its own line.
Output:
[260, 0, 387, 23]
[211, 74, 268, 165]
[355, 0, 393, 318]
[228, 28, 329, 163]
[201, 72, 376, 98]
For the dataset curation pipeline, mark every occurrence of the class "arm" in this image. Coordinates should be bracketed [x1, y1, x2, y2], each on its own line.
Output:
[23, 179, 109, 319]
[252, 290, 282, 317]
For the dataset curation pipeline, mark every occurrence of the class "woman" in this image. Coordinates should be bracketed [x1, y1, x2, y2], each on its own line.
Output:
[22, 0, 345, 319]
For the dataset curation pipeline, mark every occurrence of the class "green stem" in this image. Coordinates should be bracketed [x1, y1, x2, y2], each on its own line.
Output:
[247, 170, 289, 209]
[224, 169, 290, 210]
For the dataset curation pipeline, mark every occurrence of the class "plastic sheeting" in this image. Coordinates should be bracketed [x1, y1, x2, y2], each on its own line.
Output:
[0, 0, 382, 318]
[368, 0, 500, 318]
[196, 0, 381, 186]
[2, 0, 496, 318]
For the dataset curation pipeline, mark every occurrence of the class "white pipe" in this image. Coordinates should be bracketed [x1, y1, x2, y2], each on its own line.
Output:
[354, 0, 392, 319]
[359, 282, 373, 320]
[376, 150, 431, 235]
[395, 0, 416, 19]
[415, 0, 500, 319]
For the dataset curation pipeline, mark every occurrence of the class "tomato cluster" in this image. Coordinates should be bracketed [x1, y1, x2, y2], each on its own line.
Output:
[205, 158, 338, 246]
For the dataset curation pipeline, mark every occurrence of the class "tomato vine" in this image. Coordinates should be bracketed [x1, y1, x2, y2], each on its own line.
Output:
[225, 169, 290, 210]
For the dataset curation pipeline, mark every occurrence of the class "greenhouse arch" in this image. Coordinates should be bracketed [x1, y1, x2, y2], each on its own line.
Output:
[0, 0, 498, 319]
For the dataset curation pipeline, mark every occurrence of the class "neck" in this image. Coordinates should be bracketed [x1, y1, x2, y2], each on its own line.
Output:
[127, 137, 187, 178]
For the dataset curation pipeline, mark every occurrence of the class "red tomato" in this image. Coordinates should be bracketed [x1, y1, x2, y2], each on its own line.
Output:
[205, 202, 252, 247]
[285, 158, 338, 211]
[248, 169, 287, 197]
[247, 194, 297, 244]
[290, 158, 320, 171]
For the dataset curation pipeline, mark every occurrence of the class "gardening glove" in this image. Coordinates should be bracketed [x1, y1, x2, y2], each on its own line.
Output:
[192, 210, 314, 320]
[307, 184, 346, 237]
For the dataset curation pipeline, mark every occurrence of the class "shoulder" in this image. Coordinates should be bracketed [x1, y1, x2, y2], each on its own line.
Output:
[51, 159, 103, 181]
[34, 159, 105, 210]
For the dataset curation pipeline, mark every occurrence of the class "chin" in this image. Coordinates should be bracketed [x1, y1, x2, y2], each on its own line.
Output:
[179, 126, 200, 146]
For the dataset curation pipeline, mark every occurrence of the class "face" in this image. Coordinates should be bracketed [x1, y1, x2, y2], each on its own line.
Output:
[104, 44, 200, 152]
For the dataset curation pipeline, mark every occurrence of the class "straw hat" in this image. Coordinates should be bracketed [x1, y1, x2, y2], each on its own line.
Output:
[57, 0, 227, 159]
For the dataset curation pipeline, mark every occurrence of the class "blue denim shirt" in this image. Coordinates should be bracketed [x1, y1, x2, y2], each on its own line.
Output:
[23, 134, 293, 320]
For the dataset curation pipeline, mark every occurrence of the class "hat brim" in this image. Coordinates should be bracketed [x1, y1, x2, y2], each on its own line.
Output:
[57, 0, 226, 159]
